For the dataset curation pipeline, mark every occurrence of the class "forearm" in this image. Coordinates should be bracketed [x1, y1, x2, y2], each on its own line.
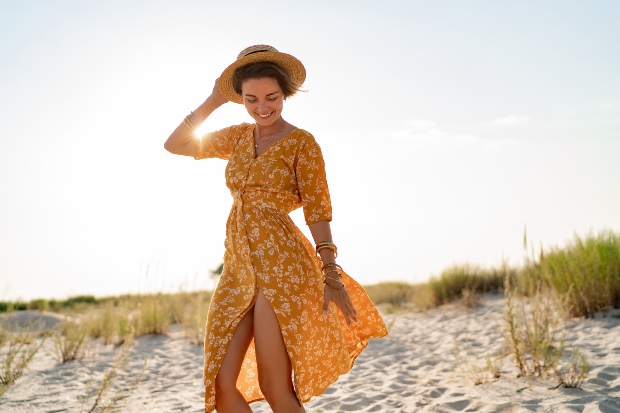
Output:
[308, 220, 336, 265]
[164, 93, 227, 156]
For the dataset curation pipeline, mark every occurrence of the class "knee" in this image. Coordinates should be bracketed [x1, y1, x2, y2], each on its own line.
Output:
[259, 374, 294, 404]
[214, 374, 237, 403]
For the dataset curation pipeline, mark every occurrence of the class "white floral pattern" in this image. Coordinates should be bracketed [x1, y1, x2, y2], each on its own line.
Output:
[195, 123, 388, 412]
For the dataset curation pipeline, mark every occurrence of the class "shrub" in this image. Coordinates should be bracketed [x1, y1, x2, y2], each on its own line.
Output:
[28, 299, 49, 311]
[63, 295, 98, 309]
[0, 302, 27, 313]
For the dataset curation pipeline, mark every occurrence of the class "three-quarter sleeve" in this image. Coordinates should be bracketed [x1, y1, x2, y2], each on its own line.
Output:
[195, 124, 249, 160]
[295, 133, 333, 225]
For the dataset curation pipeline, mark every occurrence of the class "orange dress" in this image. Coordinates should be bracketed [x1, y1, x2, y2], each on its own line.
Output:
[196, 123, 387, 412]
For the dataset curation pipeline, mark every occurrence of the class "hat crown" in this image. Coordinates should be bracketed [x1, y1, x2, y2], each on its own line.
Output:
[237, 44, 278, 60]
[219, 44, 305, 104]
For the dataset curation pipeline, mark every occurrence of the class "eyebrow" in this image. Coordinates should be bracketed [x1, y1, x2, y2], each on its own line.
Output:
[244, 91, 280, 98]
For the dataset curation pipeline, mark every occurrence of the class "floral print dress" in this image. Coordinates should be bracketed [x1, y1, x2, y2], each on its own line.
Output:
[195, 123, 387, 412]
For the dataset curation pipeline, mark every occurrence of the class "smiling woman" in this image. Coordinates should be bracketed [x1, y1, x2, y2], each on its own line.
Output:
[163, 44, 387, 413]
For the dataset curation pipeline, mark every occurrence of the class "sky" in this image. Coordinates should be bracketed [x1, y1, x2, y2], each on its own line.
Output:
[1, 0, 619, 301]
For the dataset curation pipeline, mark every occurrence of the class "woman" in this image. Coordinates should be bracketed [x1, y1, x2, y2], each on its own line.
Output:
[165, 45, 387, 413]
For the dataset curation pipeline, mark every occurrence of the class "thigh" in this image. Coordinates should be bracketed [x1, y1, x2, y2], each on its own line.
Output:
[215, 306, 255, 387]
[253, 289, 293, 387]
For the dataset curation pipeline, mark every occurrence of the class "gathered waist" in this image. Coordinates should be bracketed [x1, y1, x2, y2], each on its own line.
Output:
[231, 188, 302, 216]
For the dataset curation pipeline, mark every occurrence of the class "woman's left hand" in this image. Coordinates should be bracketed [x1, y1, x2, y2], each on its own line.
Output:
[322, 284, 358, 326]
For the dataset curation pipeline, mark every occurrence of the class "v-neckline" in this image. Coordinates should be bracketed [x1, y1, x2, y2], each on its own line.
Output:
[252, 125, 297, 160]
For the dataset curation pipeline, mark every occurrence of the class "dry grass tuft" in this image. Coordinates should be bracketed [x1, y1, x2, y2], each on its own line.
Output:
[86, 304, 135, 345]
[80, 337, 146, 412]
[0, 322, 48, 395]
[554, 348, 590, 389]
[53, 318, 90, 363]
[134, 294, 171, 337]
[179, 291, 211, 345]
[453, 338, 504, 385]
[460, 287, 481, 309]
[501, 232, 591, 388]
[503, 271, 566, 378]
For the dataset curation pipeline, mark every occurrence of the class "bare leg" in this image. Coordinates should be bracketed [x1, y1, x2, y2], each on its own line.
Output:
[254, 289, 306, 413]
[214, 307, 254, 413]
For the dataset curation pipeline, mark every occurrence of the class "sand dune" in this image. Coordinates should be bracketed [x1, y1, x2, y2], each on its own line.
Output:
[1, 296, 619, 412]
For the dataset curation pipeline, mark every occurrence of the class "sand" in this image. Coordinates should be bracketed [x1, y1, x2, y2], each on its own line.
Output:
[1, 295, 619, 412]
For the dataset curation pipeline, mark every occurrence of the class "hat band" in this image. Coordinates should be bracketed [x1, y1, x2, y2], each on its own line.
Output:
[243, 49, 272, 57]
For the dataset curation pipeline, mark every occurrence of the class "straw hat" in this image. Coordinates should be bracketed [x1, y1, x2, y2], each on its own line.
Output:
[217, 45, 306, 104]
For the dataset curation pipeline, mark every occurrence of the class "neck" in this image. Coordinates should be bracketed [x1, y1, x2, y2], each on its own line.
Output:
[255, 117, 285, 138]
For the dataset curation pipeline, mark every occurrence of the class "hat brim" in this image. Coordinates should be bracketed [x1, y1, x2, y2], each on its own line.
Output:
[217, 51, 306, 104]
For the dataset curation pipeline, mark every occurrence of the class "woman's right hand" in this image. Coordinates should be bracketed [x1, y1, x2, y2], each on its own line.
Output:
[163, 78, 229, 157]
[210, 78, 229, 107]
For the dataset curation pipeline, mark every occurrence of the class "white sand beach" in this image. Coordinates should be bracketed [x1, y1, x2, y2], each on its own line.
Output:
[1, 296, 619, 412]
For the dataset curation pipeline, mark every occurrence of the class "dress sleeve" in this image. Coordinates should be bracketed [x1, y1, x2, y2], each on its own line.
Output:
[194, 124, 246, 160]
[295, 133, 333, 225]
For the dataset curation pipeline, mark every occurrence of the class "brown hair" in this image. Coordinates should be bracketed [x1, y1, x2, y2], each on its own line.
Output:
[232, 61, 301, 98]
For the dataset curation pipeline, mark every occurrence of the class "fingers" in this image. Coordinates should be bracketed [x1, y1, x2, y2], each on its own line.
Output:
[322, 286, 330, 315]
[322, 286, 358, 326]
[334, 289, 357, 326]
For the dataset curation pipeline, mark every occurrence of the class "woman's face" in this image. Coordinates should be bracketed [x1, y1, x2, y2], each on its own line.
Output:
[241, 77, 284, 127]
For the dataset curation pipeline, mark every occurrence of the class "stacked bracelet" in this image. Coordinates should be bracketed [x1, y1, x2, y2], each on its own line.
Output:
[316, 243, 344, 290]
[183, 111, 197, 131]
[316, 241, 337, 258]
[321, 263, 345, 290]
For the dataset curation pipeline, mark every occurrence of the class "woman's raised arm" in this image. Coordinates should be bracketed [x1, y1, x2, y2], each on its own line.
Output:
[164, 80, 229, 157]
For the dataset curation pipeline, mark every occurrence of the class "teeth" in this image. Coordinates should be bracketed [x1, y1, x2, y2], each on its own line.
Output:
[258, 112, 272, 118]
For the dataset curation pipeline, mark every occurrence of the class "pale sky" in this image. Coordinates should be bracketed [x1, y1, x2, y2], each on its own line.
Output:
[1, 0, 619, 301]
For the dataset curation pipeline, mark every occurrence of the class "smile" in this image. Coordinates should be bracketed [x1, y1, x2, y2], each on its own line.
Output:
[258, 112, 274, 118]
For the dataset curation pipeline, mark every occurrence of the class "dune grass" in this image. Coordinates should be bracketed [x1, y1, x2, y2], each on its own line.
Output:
[539, 230, 620, 317]
[1, 229, 611, 396]
[364, 264, 507, 311]
[2, 229, 617, 351]
[429, 263, 506, 306]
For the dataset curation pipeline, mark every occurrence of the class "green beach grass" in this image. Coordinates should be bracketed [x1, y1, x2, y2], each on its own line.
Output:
[1, 229, 618, 321]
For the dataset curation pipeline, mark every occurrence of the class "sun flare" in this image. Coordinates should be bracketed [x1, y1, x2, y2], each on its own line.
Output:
[194, 123, 209, 139]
